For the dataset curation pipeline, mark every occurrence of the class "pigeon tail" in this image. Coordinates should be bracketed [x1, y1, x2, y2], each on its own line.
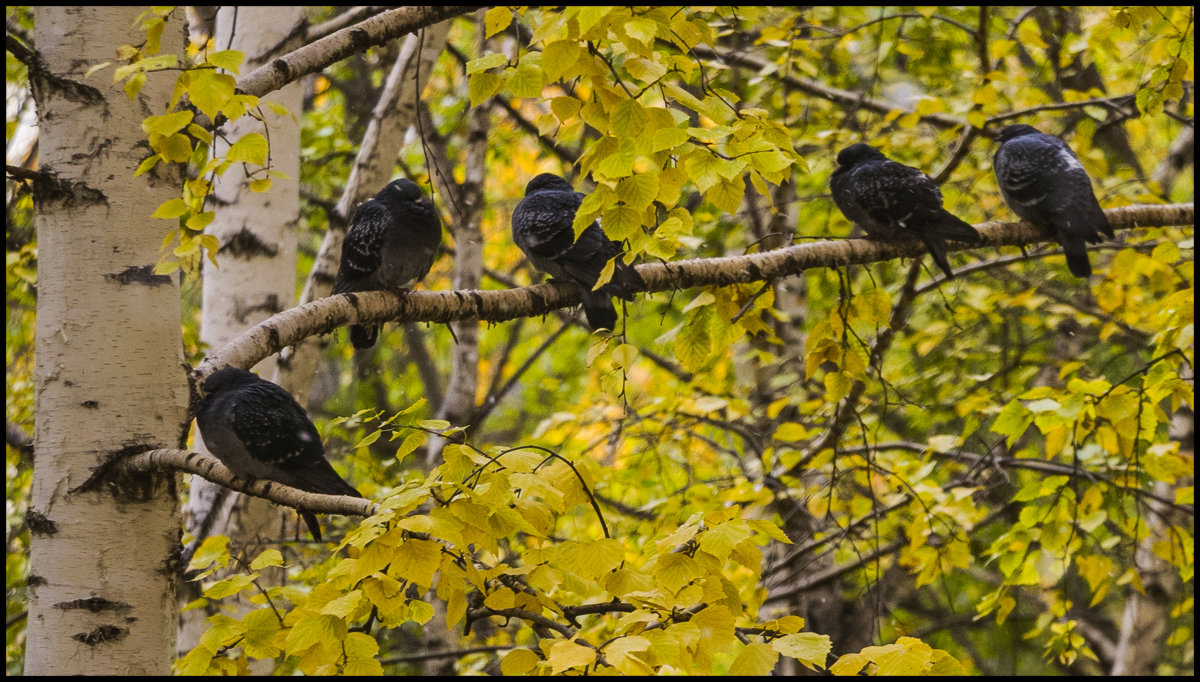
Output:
[301, 511, 323, 542]
[581, 290, 619, 331]
[1061, 237, 1093, 278]
[918, 234, 957, 280]
[349, 324, 379, 350]
[927, 212, 983, 244]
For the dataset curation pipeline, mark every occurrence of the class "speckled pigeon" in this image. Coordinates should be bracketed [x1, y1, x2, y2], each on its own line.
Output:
[830, 143, 982, 279]
[993, 124, 1113, 278]
[511, 173, 644, 330]
[332, 178, 442, 348]
[196, 367, 363, 541]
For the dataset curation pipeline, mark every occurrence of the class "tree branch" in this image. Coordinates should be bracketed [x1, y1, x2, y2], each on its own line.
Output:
[198, 203, 1194, 377]
[122, 448, 378, 519]
[236, 6, 476, 99]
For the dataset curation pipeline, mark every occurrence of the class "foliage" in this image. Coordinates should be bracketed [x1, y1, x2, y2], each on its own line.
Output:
[7, 5, 1195, 677]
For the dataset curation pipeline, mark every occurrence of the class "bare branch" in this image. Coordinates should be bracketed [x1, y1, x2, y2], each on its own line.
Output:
[122, 448, 378, 519]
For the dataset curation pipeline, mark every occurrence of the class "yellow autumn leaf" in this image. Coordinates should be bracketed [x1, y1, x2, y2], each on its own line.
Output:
[730, 641, 778, 676]
[547, 638, 597, 674]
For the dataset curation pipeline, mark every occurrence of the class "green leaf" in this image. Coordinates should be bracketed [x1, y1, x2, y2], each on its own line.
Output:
[134, 153, 161, 177]
[705, 176, 745, 214]
[466, 53, 508, 75]
[484, 7, 513, 38]
[157, 133, 193, 163]
[991, 400, 1033, 447]
[151, 198, 190, 219]
[142, 110, 193, 136]
[394, 430, 425, 462]
[616, 173, 658, 211]
[206, 50, 245, 74]
[508, 57, 545, 98]
[550, 96, 582, 122]
[611, 99, 649, 137]
[249, 548, 283, 570]
[468, 72, 502, 107]
[543, 40, 582, 82]
[674, 307, 714, 373]
[203, 573, 256, 599]
[183, 69, 236, 121]
[225, 132, 268, 165]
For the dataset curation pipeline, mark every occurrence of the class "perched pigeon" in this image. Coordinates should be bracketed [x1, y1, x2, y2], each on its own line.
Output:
[332, 178, 442, 349]
[830, 143, 983, 279]
[511, 173, 645, 330]
[196, 367, 363, 541]
[993, 124, 1114, 278]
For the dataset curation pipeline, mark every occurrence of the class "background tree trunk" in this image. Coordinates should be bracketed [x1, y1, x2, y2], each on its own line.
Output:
[25, 6, 189, 675]
[178, 4, 307, 663]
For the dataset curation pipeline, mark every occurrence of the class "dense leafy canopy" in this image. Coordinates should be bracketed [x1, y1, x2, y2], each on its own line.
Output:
[6, 5, 1194, 676]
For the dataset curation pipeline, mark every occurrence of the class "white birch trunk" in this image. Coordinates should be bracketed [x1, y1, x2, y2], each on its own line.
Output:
[26, 6, 188, 675]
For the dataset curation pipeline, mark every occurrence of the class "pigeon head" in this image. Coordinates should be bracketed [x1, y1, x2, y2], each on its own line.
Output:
[202, 367, 258, 397]
[524, 173, 574, 195]
[835, 143, 887, 168]
[378, 178, 423, 204]
[994, 124, 1042, 143]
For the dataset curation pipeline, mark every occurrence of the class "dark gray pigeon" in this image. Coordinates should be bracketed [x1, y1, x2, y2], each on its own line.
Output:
[511, 173, 645, 330]
[830, 143, 982, 279]
[332, 178, 442, 349]
[196, 367, 363, 541]
[993, 124, 1113, 278]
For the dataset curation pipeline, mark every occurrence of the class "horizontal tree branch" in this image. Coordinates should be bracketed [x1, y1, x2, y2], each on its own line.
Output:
[198, 203, 1193, 377]
[122, 448, 378, 519]
[236, 6, 477, 98]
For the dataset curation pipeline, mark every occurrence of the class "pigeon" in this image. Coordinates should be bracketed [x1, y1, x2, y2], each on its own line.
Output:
[993, 124, 1114, 278]
[511, 173, 645, 330]
[332, 178, 442, 349]
[830, 143, 983, 279]
[196, 367, 363, 541]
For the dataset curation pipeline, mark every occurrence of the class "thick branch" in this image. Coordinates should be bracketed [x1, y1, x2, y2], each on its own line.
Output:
[199, 203, 1193, 376]
[236, 6, 475, 98]
[123, 448, 378, 519]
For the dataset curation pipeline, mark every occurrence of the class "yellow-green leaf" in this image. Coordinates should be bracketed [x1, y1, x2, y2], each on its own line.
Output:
[142, 110, 193, 136]
[207, 49, 245, 74]
[467, 52, 507, 75]
[484, 7, 513, 38]
[184, 69, 236, 121]
[501, 648, 541, 676]
[225, 132, 268, 165]
[730, 641, 779, 676]
[468, 72, 502, 107]
[249, 548, 283, 570]
[152, 198, 190, 220]
[158, 133, 193, 162]
[771, 632, 832, 669]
